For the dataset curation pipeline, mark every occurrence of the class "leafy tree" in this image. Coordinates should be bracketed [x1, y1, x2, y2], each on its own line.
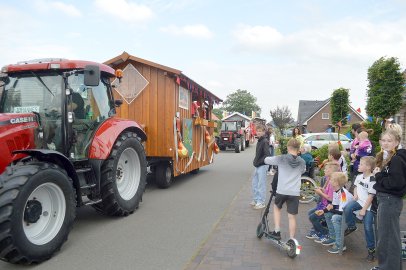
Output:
[222, 89, 260, 116]
[270, 106, 294, 134]
[330, 88, 349, 126]
[366, 57, 405, 119]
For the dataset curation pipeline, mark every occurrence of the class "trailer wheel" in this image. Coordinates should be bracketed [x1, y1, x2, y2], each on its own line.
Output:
[0, 162, 76, 264]
[95, 132, 147, 216]
[155, 163, 173, 189]
[234, 138, 241, 153]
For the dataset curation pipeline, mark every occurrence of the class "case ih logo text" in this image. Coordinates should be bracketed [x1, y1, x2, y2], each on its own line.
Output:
[10, 117, 35, 124]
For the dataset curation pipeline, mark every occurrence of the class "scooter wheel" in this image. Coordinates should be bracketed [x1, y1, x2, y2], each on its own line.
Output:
[286, 239, 297, 258]
[256, 222, 265, 239]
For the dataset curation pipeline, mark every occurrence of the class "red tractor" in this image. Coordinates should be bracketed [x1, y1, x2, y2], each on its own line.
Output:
[0, 59, 147, 264]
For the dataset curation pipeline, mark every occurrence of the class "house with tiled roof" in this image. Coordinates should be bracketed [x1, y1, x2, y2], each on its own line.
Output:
[297, 99, 364, 133]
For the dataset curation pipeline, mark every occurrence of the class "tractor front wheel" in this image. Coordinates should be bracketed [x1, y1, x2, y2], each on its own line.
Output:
[0, 162, 76, 264]
[95, 132, 147, 216]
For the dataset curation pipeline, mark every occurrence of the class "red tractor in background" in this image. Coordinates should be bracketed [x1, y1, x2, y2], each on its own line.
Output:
[217, 120, 248, 153]
[0, 59, 147, 264]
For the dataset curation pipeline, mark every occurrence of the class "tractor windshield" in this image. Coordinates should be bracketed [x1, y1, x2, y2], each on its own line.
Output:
[221, 121, 238, 131]
[0, 72, 62, 114]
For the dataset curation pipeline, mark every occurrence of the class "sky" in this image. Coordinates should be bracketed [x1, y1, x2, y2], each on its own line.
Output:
[1, 0, 406, 122]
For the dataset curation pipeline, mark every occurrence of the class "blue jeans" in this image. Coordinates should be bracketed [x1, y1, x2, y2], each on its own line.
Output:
[324, 212, 335, 240]
[344, 200, 375, 249]
[252, 165, 267, 204]
[308, 207, 328, 235]
[331, 214, 343, 246]
[376, 193, 403, 270]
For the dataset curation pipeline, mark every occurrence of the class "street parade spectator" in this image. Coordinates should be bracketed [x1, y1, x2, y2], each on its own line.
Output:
[371, 129, 406, 270]
[306, 162, 340, 246]
[292, 127, 304, 149]
[344, 156, 377, 262]
[250, 125, 271, 210]
[316, 172, 353, 254]
[264, 138, 306, 240]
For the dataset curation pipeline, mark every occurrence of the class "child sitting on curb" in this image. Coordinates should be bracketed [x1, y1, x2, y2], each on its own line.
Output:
[306, 162, 340, 245]
[343, 156, 377, 262]
[316, 172, 353, 254]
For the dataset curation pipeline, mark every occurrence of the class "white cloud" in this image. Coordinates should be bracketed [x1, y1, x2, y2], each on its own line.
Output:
[233, 25, 283, 51]
[50, 2, 82, 17]
[94, 0, 153, 23]
[160, 24, 213, 39]
[233, 19, 406, 65]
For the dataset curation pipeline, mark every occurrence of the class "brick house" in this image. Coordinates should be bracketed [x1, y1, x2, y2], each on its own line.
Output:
[297, 99, 364, 133]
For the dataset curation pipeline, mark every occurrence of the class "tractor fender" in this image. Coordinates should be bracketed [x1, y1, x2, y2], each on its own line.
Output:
[89, 117, 147, 160]
[12, 149, 81, 203]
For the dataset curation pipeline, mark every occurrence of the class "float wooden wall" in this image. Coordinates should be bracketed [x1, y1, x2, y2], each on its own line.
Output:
[112, 60, 214, 177]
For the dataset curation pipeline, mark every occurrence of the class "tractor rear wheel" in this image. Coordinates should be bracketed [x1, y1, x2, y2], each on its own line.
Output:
[234, 138, 241, 153]
[95, 132, 147, 216]
[0, 162, 76, 264]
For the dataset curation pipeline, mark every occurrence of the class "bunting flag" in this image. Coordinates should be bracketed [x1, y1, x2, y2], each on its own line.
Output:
[356, 108, 361, 113]
[337, 121, 342, 127]
[346, 114, 351, 121]
[367, 116, 373, 122]
[345, 132, 352, 139]
[176, 76, 180, 85]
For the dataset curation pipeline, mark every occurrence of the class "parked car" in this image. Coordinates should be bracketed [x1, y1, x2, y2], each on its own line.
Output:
[302, 132, 352, 151]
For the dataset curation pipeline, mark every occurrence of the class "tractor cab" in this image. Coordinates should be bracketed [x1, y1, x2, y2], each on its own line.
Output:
[0, 61, 115, 160]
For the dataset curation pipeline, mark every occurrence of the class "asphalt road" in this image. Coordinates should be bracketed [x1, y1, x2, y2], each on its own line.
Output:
[1, 144, 256, 270]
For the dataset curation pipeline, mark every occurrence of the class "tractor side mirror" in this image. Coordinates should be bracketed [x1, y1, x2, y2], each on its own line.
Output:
[84, 65, 100, 86]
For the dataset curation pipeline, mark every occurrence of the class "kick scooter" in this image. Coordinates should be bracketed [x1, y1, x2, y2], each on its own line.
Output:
[256, 183, 302, 258]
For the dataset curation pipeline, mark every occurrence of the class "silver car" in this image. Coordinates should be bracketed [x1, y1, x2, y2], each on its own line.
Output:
[302, 132, 352, 151]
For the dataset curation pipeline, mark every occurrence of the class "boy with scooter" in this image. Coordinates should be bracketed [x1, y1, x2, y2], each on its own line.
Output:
[264, 138, 306, 240]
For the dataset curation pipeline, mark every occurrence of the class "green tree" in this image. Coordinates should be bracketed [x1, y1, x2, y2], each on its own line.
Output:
[222, 89, 260, 116]
[366, 57, 406, 119]
[270, 106, 294, 134]
[330, 88, 349, 126]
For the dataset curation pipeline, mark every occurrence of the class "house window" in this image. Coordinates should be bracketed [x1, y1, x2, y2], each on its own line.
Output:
[322, 113, 329, 119]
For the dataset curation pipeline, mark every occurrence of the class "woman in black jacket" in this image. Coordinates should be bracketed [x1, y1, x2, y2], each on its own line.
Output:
[371, 129, 406, 270]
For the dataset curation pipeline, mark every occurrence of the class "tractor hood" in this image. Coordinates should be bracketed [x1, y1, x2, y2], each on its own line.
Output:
[0, 113, 38, 174]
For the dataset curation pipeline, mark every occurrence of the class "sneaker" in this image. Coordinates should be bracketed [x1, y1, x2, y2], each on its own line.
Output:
[321, 238, 335, 246]
[366, 248, 376, 262]
[344, 226, 358, 236]
[269, 231, 281, 240]
[327, 244, 347, 254]
[314, 234, 328, 243]
[370, 267, 380, 270]
[253, 203, 265, 209]
[270, 169, 276, 175]
[250, 200, 256, 206]
[305, 230, 319, 239]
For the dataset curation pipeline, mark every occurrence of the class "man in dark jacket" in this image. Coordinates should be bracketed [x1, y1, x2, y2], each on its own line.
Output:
[250, 125, 271, 209]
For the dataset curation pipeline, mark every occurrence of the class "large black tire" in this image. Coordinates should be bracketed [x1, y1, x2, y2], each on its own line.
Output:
[155, 162, 173, 189]
[234, 138, 241, 153]
[245, 140, 249, 147]
[94, 132, 147, 216]
[0, 162, 76, 264]
[241, 137, 245, 151]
